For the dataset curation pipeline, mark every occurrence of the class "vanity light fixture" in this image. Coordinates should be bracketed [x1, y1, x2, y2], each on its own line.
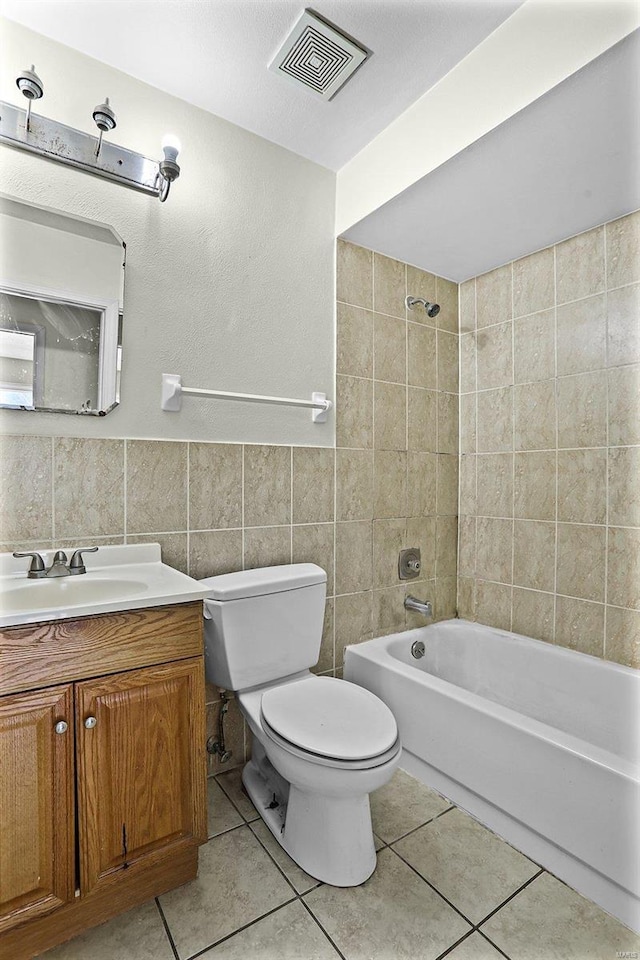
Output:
[0, 65, 182, 203]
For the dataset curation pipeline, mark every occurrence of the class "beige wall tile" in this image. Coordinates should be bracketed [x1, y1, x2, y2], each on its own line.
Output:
[407, 322, 436, 390]
[406, 516, 436, 579]
[606, 606, 640, 669]
[408, 387, 437, 452]
[437, 454, 459, 516]
[436, 276, 459, 333]
[407, 452, 437, 518]
[557, 448, 607, 524]
[556, 295, 606, 376]
[373, 585, 406, 635]
[476, 453, 513, 518]
[435, 576, 457, 620]
[513, 520, 555, 592]
[244, 525, 291, 569]
[555, 225, 604, 304]
[514, 380, 555, 451]
[374, 253, 405, 319]
[335, 591, 373, 666]
[475, 580, 512, 631]
[437, 392, 459, 455]
[606, 210, 640, 289]
[457, 577, 476, 619]
[335, 521, 372, 595]
[514, 310, 555, 384]
[336, 302, 374, 378]
[373, 519, 406, 588]
[607, 526, 640, 609]
[337, 240, 372, 308]
[460, 332, 477, 394]
[437, 331, 459, 393]
[477, 387, 513, 453]
[436, 515, 458, 579]
[292, 447, 334, 524]
[476, 321, 513, 391]
[54, 438, 124, 539]
[374, 381, 407, 450]
[556, 523, 606, 602]
[374, 451, 407, 519]
[513, 247, 554, 317]
[460, 393, 477, 454]
[608, 446, 640, 527]
[607, 283, 640, 367]
[459, 278, 476, 333]
[335, 449, 373, 521]
[512, 588, 554, 643]
[476, 517, 512, 584]
[129, 533, 188, 575]
[336, 375, 373, 449]
[477, 264, 512, 328]
[312, 598, 335, 674]
[126, 440, 187, 534]
[555, 596, 605, 658]
[243, 445, 291, 527]
[608, 364, 640, 446]
[557, 371, 607, 449]
[514, 451, 556, 521]
[189, 529, 242, 580]
[189, 442, 242, 530]
[374, 314, 406, 383]
[292, 523, 334, 596]
[458, 515, 476, 578]
[407, 265, 436, 312]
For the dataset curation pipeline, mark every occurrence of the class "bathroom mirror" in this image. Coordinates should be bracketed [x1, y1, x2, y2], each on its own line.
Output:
[0, 195, 124, 415]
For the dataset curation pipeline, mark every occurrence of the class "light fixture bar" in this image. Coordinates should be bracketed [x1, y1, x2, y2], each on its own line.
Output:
[0, 101, 161, 197]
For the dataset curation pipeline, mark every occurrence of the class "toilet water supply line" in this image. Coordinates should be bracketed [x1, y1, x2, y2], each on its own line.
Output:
[207, 690, 233, 763]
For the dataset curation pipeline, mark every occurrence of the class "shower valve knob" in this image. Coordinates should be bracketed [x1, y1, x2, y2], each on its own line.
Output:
[399, 548, 422, 580]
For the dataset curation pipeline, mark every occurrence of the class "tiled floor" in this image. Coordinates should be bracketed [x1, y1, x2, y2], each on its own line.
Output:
[40, 768, 640, 960]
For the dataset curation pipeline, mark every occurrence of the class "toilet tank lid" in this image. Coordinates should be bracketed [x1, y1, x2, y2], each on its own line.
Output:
[200, 563, 326, 601]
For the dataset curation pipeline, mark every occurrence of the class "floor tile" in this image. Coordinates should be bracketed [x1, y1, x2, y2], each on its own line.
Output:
[481, 872, 640, 960]
[250, 819, 321, 894]
[159, 826, 294, 959]
[199, 900, 341, 959]
[393, 806, 539, 923]
[39, 900, 173, 960]
[444, 931, 506, 959]
[374, 833, 385, 851]
[208, 776, 243, 837]
[370, 768, 451, 843]
[304, 847, 471, 960]
[216, 767, 259, 821]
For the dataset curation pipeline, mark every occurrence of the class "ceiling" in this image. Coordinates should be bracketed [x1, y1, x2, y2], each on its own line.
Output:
[0, 0, 522, 171]
[345, 29, 640, 281]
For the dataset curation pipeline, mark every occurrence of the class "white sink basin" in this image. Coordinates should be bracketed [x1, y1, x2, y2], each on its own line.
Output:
[0, 543, 212, 627]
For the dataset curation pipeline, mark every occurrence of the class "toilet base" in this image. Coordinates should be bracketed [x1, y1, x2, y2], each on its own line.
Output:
[242, 754, 377, 887]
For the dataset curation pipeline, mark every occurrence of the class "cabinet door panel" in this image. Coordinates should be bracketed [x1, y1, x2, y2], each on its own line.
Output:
[76, 659, 206, 894]
[0, 684, 74, 932]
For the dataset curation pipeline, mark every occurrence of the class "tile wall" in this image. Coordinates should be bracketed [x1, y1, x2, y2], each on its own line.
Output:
[458, 211, 640, 669]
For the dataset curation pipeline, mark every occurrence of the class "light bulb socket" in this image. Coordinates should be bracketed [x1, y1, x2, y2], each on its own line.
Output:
[16, 65, 43, 100]
[92, 98, 116, 132]
[159, 158, 180, 182]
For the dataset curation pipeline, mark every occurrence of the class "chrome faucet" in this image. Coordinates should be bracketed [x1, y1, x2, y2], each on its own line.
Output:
[404, 595, 433, 618]
[13, 546, 99, 578]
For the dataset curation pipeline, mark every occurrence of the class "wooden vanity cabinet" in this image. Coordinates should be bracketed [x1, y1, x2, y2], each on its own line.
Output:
[0, 602, 207, 960]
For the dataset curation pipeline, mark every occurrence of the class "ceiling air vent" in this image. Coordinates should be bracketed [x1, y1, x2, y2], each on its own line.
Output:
[269, 10, 369, 101]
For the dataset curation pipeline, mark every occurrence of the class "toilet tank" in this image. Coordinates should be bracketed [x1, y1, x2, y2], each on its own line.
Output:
[201, 564, 327, 691]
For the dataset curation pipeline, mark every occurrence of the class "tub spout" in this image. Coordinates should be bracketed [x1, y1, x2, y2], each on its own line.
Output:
[404, 596, 432, 618]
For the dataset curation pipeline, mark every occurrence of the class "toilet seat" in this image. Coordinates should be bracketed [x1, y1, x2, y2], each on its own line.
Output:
[260, 675, 398, 767]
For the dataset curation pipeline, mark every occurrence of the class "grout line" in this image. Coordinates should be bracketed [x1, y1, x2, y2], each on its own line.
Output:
[603, 223, 610, 660]
[154, 897, 180, 960]
[299, 897, 349, 960]
[475, 867, 544, 930]
[475, 929, 513, 960]
[184, 895, 299, 960]
[388, 845, 477, 929]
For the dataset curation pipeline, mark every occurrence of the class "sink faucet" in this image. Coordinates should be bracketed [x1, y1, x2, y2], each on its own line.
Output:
[13, 547, 99, 578]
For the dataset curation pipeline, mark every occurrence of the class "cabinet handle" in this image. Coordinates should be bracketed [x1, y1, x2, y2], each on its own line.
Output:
[55, 720, 68, 734]
[84, 716, 97, 729]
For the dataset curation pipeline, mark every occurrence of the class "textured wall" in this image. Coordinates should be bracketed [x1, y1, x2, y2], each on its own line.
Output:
[457, 211, 640, 669]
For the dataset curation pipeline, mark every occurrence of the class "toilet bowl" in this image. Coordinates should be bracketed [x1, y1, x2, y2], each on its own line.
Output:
[200, 564, 400, 886]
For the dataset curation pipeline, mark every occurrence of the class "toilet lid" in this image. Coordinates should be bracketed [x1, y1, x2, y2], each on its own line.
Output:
[260, 676, 398, 761]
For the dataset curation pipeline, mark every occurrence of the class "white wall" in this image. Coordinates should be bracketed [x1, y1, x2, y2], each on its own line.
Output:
[0, 18, 336, 445]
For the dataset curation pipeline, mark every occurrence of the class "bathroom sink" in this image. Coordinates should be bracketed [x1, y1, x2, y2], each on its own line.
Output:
[0, 543, 212, 627]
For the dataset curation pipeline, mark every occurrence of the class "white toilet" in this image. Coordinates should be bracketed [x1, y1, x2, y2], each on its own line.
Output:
[200, 563, 400, 886]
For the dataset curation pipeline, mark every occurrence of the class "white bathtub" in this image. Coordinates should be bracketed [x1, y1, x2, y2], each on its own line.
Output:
[344, 618, 640, 932]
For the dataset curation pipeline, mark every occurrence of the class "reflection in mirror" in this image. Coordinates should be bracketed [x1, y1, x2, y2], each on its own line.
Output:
[0, 195, 124, 416]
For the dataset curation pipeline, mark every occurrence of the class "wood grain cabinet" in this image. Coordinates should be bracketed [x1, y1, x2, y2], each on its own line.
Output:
[0, 602, 207, 960]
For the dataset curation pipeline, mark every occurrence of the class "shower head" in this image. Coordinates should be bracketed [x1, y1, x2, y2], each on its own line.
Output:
[406, 296, 440, 318]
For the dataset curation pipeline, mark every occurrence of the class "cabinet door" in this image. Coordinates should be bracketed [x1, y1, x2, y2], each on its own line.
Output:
[76, 658, 206, 895]
[0, 684, 74, 932]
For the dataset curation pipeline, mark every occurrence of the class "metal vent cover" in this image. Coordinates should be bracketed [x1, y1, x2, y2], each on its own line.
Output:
[269, 10, 368, 101]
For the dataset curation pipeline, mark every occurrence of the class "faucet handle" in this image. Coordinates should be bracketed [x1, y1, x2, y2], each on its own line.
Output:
[69, 546, 98, 575]
[13, 551, 47, 578]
